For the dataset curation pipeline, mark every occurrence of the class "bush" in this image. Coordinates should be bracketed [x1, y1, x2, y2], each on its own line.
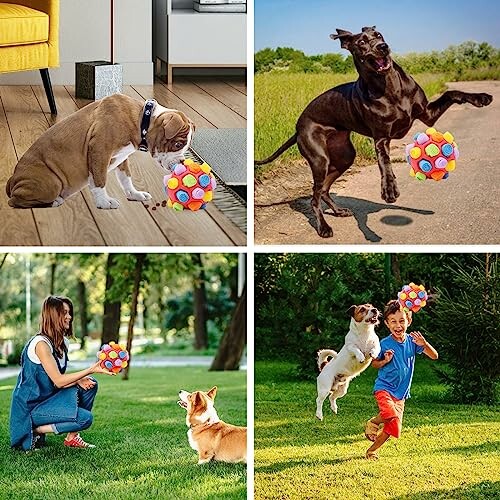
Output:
[7, 340, 24, 366]
[432, 255, 499, 404]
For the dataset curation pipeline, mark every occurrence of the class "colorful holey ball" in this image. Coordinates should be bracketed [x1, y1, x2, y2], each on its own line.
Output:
[405, 128, 459, 181]
[97, 341, 129, 373]
[398, 283, 428, 313]
[163, 159, 216, 211]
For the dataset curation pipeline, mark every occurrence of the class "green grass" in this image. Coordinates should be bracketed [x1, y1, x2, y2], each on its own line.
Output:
[255, 360, 500, 500]
[254, 71, 452, 179]
[0, 367, 246, 500]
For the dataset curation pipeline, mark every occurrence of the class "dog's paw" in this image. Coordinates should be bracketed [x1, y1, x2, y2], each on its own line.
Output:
[315, 413, 324, 421]
[381, 178, 400, 204]
[317, 223, 333, 238]
[52, 196, 65, 208]
[356, 352, 366, 363]
[96, 197, 120, 209]
[127, 190, 152, 202]
[471, 93, 493, 107]
[333, 207, 354, 217]
[330, 402, 338, 414]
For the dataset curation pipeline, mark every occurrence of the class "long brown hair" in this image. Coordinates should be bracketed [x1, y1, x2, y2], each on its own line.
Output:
[39, 295, 73, 357]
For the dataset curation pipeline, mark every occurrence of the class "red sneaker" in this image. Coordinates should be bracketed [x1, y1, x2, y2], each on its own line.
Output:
[64, 434, 96, 448]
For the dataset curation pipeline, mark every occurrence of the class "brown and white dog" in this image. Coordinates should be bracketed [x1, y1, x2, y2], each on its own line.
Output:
[6, 94, 194, 209]
[315, 304, 381, 420]
[178, 386, 247, 464]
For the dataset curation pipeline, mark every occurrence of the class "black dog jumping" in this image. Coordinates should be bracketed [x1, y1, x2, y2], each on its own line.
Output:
[255, 27, 493, 238]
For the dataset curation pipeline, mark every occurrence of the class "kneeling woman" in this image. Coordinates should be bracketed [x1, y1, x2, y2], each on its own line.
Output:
[10, 295, 113, 451]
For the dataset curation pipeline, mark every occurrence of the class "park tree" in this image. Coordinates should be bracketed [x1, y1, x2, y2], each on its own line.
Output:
[192, 254, 208, 350]
[102, 254, 122, 344]
[210, 284, 246, 371]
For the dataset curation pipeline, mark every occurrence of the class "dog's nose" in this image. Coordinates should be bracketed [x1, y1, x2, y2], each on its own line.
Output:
[377, 43, 389, 53]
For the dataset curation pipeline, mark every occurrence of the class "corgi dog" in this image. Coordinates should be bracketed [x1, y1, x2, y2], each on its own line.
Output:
[178, 386, 247, 464]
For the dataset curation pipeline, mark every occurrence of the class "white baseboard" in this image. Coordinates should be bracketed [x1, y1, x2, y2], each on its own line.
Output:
[0, 62, 154, 85]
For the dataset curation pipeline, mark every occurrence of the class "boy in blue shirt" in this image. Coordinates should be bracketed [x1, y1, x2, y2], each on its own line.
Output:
[364, 299, 438, 459]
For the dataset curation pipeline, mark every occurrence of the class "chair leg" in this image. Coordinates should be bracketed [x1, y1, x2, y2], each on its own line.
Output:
[39, 69, 57, 115]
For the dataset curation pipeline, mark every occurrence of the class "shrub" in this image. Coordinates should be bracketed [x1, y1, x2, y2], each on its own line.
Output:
[432, 255, 499, 404]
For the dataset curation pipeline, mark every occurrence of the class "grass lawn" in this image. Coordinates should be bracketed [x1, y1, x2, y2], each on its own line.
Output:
[255, 360, 500, 500]
[0, 367, 246, 500]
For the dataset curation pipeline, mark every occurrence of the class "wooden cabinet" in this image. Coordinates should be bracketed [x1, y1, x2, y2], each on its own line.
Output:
[153, 0, 246, 84]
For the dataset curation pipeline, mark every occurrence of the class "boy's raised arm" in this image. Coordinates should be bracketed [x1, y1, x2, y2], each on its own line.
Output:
[410, 331, 438, 360]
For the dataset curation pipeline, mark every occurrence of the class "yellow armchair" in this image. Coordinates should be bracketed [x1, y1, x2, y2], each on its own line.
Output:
[0, 0, 60, 114]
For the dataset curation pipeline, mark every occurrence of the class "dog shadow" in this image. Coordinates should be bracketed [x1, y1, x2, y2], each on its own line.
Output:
[289, 195, 434, 242]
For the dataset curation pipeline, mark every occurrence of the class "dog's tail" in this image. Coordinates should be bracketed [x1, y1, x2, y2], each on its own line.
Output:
[317, 349, 338, 372]
[254, 134, 298, 166]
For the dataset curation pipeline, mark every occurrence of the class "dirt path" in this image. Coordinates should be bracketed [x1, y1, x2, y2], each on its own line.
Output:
[255, 81, 500, 245]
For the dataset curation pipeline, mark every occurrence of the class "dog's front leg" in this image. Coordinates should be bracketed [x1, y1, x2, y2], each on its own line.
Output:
[88, 144, 120, 209]
[197, 450, 215, 464]
[420, 90, 492, 127]
[374, 138, 400, 204]
[115, 160, 152, 202]
[346, 344, 366, 363]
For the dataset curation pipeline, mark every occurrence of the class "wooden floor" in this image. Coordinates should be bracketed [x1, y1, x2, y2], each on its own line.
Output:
[0, 77, 247, 246]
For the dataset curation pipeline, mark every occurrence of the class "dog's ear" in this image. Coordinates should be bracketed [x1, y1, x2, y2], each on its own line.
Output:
[361, 26, 376, 32]
[161, 112, 189, 140]
[330, 29, 353, 49]
[147, 111, 190, 152]
[207, 386, 217, 400]
[347, 305, 357, 317]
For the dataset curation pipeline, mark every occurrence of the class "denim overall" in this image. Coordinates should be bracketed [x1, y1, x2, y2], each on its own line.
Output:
[9, 336, 98, 451]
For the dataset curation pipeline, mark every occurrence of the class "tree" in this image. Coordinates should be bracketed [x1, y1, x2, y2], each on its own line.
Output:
[76, 279, 88, 349]
[122, 254, 146, 380]
[102, 254, 121, 344]
[210, 284, 246, 371]
[192, 254, 208, 350]
[433, 254, 499, 404]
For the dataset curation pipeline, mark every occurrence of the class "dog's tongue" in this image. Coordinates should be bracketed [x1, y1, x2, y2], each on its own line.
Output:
[177, 400, 187, 409]
[376, 58, 387, 70]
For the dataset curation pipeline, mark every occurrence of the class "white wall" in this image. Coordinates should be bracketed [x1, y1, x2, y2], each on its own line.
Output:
[0, 0, 153, 85]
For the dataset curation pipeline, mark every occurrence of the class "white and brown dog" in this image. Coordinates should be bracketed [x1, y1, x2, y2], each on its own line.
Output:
[315, 304, 381, 420]
[178, 387, 247, 464]
[6, 94, 194, 209]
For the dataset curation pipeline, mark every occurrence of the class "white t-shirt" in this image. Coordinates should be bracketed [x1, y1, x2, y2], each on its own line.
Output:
[27, 335, 69, 365]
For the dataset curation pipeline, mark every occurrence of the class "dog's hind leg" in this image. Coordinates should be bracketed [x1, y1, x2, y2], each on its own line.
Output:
[316, 378, 331, 421]
[297, 125, 334, 238]
[320, 131, 356, 217]
[329, 379, 350, 414]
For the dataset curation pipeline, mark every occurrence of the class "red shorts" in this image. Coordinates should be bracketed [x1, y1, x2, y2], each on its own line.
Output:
[374, 390, 405, 438]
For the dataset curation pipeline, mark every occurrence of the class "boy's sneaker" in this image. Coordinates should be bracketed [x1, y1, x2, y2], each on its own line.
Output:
[64, 434, 96, 448]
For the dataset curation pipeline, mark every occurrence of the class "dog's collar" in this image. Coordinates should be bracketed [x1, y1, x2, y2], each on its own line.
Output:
[138, 99, 157, 152]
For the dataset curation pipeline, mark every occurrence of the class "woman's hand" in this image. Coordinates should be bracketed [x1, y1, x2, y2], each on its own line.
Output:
[90, 360, 116, 376]
[77, 377, 96, 390]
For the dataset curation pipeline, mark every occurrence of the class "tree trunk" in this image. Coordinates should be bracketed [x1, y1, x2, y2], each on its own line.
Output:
[50, 254, 57, 295]
[193, 254, 208, 350]
[102, 254, 121, 345]
[122, 254, 146, 380]
[77, 280, 88, 350]
[210, 284, 246, 371]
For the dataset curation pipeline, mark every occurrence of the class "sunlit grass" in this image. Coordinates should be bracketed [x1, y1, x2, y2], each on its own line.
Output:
[0, 367, 246, 500]
[255, 361, 500, 499]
